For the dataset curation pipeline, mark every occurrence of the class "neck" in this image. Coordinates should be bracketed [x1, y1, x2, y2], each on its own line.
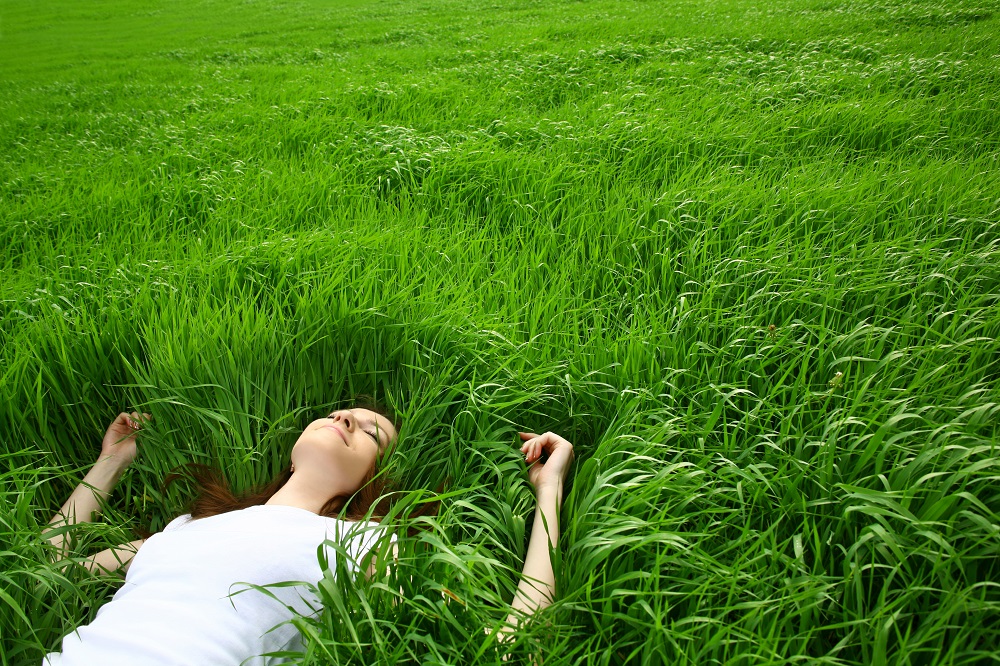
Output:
[265, 472, 346, 514]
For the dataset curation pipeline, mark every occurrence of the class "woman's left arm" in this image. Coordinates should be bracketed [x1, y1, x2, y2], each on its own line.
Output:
[506, 482, 563, 618]
[495, 431, 574, 642]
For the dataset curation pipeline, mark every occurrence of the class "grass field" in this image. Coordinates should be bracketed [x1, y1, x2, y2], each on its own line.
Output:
[2, 0, 1000, 663]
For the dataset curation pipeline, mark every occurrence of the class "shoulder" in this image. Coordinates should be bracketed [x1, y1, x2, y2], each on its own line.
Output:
[162, 513, 194, 532]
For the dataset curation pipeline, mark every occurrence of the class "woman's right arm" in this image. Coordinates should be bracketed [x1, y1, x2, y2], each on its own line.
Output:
[42, 454, 130, 559]
[42, 411, 149, 566]
[84, 538, 146, 575]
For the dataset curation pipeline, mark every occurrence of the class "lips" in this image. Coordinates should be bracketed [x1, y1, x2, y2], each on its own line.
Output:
[321, 424, 348, 445]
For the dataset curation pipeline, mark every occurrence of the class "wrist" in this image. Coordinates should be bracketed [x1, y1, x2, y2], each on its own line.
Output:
[535, 483, 563, 503]
[92, 454, 130, 477]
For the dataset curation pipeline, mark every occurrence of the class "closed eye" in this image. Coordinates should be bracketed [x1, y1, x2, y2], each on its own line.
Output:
[324, 412, 380, 446]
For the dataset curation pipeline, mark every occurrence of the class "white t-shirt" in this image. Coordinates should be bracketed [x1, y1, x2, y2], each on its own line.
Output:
[44, 504, 394, 666]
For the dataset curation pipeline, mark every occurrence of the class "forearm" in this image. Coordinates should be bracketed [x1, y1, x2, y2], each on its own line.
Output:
[84, 538, 145, 576]
[42, 457, 127, 558]
[505, 483, 563, 628]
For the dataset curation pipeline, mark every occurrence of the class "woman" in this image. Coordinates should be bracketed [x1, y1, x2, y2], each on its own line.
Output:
[41, 405, 575, 664]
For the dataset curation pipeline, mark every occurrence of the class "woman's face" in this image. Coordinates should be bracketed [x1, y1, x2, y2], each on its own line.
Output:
[290, 408, 398, 496]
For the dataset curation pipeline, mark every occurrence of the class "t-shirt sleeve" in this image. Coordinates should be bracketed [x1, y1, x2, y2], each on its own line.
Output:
[324, 520, 396, 573]
[162, 513, 193, 533]
[360, 523, 395, 554]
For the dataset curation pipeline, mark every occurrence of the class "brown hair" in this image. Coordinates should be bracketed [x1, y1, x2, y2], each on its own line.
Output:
[161, 397, 441, 529]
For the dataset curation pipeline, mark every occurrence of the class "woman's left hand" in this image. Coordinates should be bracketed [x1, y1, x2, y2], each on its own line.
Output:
[518, 431, 574, 493]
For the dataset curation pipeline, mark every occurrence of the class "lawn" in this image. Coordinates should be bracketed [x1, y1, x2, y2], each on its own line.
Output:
[1, 0, 999, 663]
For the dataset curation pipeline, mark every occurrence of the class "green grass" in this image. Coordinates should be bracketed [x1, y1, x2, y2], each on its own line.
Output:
[2, 0, 999, 663]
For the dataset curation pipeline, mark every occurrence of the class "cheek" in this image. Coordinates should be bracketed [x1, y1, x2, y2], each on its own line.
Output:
[357, 446, 378, 472]
[352, 446, 380, 480]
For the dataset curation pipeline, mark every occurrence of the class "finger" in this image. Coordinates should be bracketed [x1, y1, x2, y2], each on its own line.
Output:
[526, 442, 537, 460]
[519, 432, 538, 456]
[542, 433, 571, 452]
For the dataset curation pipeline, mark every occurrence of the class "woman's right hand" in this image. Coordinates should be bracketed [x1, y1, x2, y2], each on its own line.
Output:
[518, 431, 575, 494]
[99, 412, 150, 468]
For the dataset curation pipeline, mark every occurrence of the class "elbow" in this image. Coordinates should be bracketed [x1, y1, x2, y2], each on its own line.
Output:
[40, 527, 71, 565]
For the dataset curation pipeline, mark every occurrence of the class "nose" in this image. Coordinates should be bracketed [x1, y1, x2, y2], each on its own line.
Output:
[332, 411, 354, 431]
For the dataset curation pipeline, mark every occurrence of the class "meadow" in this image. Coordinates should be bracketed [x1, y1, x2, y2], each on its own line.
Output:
[2, 0, 999, 663]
